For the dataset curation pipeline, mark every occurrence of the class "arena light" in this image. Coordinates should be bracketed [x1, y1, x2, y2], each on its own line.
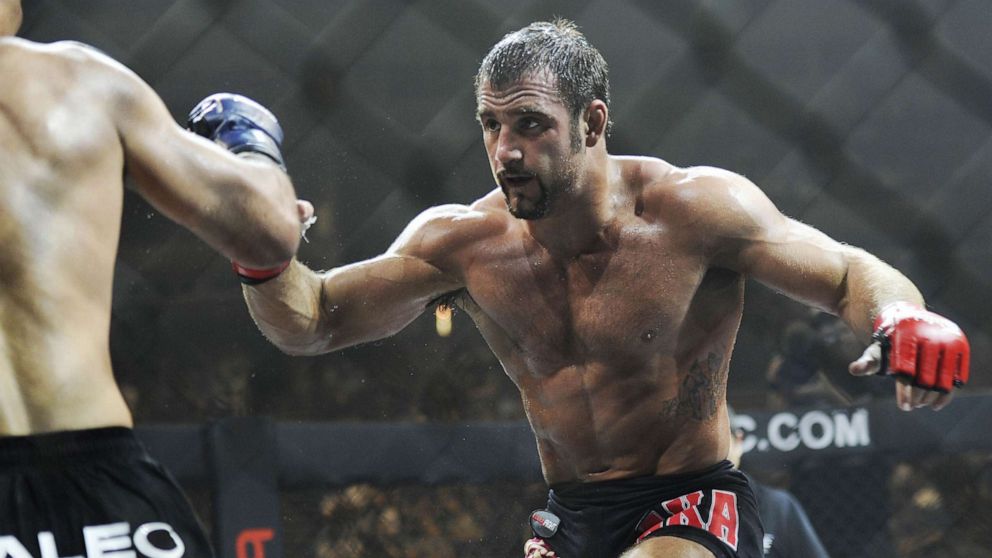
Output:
[435, 304, 453, 337]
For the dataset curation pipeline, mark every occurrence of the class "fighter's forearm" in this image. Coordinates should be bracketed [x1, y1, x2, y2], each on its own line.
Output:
[242, 260, 331, 356]
[243, 255, 441, 355]
[835, 248, 924, 341]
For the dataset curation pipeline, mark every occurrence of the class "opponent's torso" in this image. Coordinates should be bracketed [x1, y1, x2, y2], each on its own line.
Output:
[459, 159, 744, 484]
[0, 39, 132, 434]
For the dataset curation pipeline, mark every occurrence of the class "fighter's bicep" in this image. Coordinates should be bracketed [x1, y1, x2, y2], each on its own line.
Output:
[317, 255, 461, 349]
[113, 73, 245, 223]
[737, 218, 850, 311]
[314, 205, 483, 348]
[324, 254, 458, 304]
[116, 85, 196, 191]
[691, 172, 849, 310]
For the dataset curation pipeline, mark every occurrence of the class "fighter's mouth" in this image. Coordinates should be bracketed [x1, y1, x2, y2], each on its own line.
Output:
[500, 173, 535, 188]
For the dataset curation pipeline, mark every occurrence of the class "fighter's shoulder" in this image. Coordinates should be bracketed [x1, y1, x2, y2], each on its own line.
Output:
[644, 163, 769, 221]
[646, 163, 752, 200]
[392, 195, 509, 254]
[413, 195, 507, 233]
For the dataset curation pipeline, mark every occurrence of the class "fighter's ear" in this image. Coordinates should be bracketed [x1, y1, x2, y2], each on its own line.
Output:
[584, 100, 608, 147]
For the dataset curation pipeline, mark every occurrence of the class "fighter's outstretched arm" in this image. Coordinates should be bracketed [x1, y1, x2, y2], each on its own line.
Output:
[693, 168, 968, 410]
[90, 46, 301, 269]
[699, 171, 923, 337]
[243, 205, 484, 356]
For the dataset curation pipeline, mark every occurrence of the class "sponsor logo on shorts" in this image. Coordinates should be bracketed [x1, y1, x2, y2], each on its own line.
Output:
[636, 489, 740, 551]
[529, 510, 560, 538]
[0, 521, 185, 558]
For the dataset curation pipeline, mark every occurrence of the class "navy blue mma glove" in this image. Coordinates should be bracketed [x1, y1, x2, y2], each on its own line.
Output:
[187, 93, 287, 170]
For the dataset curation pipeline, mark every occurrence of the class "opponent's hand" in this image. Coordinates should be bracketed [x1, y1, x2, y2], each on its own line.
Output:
[849, 302, 969, 411]
[187, 93, 286, 170]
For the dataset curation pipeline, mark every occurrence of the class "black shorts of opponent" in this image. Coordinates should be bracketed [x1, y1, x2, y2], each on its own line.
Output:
[528, 460, 763, 558]
[0, 427, 214, 558]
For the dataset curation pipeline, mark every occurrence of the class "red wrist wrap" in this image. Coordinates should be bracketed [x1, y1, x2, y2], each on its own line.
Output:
[232, 260, 290, 285]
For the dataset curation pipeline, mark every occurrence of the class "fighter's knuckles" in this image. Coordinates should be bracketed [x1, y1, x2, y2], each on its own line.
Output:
[872, 303, 971, 392]
[297, 200, 315, 222]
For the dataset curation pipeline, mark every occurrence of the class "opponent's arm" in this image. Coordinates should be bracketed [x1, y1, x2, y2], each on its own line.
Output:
[243, 205, 480, 356]
[103, 53, 300, 270]
[699, 169, 968, 410]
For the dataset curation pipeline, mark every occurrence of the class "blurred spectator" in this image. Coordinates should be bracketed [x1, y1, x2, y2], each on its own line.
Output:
[729, 407, 830, 558]
[766, 309, 888, 409]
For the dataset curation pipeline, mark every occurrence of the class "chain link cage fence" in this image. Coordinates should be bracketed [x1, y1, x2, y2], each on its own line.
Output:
[205, 450, 992, 557]
[19, 0, 992, 556]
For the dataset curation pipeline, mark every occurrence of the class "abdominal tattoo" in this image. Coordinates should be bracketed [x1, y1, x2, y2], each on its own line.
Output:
[660, 352, 724, 421]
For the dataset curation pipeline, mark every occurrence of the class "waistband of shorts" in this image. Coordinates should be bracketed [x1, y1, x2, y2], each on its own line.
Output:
[550, 460, 737, 506]
[0, 427, 148, 467]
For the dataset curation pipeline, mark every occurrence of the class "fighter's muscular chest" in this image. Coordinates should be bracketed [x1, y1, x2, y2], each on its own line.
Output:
[462, 220, 707, 367]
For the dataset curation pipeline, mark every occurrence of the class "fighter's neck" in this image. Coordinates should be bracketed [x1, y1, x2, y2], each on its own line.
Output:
[525, 156, 625, 258]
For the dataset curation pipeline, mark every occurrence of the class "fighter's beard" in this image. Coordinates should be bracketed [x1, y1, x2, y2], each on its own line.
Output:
[504, 178, 552, 220]
[502, 161, 580, 220]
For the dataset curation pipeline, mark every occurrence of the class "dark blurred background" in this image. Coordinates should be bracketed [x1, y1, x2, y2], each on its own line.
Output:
[19, 1, 992, 556]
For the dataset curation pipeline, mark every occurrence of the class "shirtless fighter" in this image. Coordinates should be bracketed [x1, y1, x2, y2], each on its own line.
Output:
[240, 20, 970, 558]
[0, 1, 301, 556]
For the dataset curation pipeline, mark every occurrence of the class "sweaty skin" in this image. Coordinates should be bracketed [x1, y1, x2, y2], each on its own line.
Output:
[243, 73, 929, 486]
[0, 36, 300, 435]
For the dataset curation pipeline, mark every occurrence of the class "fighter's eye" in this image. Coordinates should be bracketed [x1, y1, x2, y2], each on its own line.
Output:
[483, 119, 500, 132]
[519, 117, 541, 131]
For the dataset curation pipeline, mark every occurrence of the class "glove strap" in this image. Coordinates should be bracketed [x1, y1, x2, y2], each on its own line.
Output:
[871, 330, 891, 376]
[222, 127, 287, 171]
[871, 301, 923, 377]
[232, 260, 291, 285]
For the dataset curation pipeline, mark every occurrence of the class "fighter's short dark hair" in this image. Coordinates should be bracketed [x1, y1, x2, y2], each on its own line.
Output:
[475, 19, 612, 136]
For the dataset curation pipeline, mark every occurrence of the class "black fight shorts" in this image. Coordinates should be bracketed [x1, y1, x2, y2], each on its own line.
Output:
[0, 427, 214, 558]
[529, 460, 763, 558]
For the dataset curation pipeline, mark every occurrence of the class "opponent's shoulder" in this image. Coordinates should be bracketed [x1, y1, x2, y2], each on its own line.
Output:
[40, 39, 111, 59]
[60, 41, 147, 96]
[2, 39, 145, 99]
[1, 38, 116, 69]
[54, 41, 147, 90]
[0, 36, 44, 55]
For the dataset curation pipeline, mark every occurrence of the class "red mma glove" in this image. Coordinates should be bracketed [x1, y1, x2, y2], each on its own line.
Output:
[872, 302, 970, 392]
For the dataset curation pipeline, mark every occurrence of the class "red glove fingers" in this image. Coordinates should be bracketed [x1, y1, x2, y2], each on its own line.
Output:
[873, 302, 970, 392]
